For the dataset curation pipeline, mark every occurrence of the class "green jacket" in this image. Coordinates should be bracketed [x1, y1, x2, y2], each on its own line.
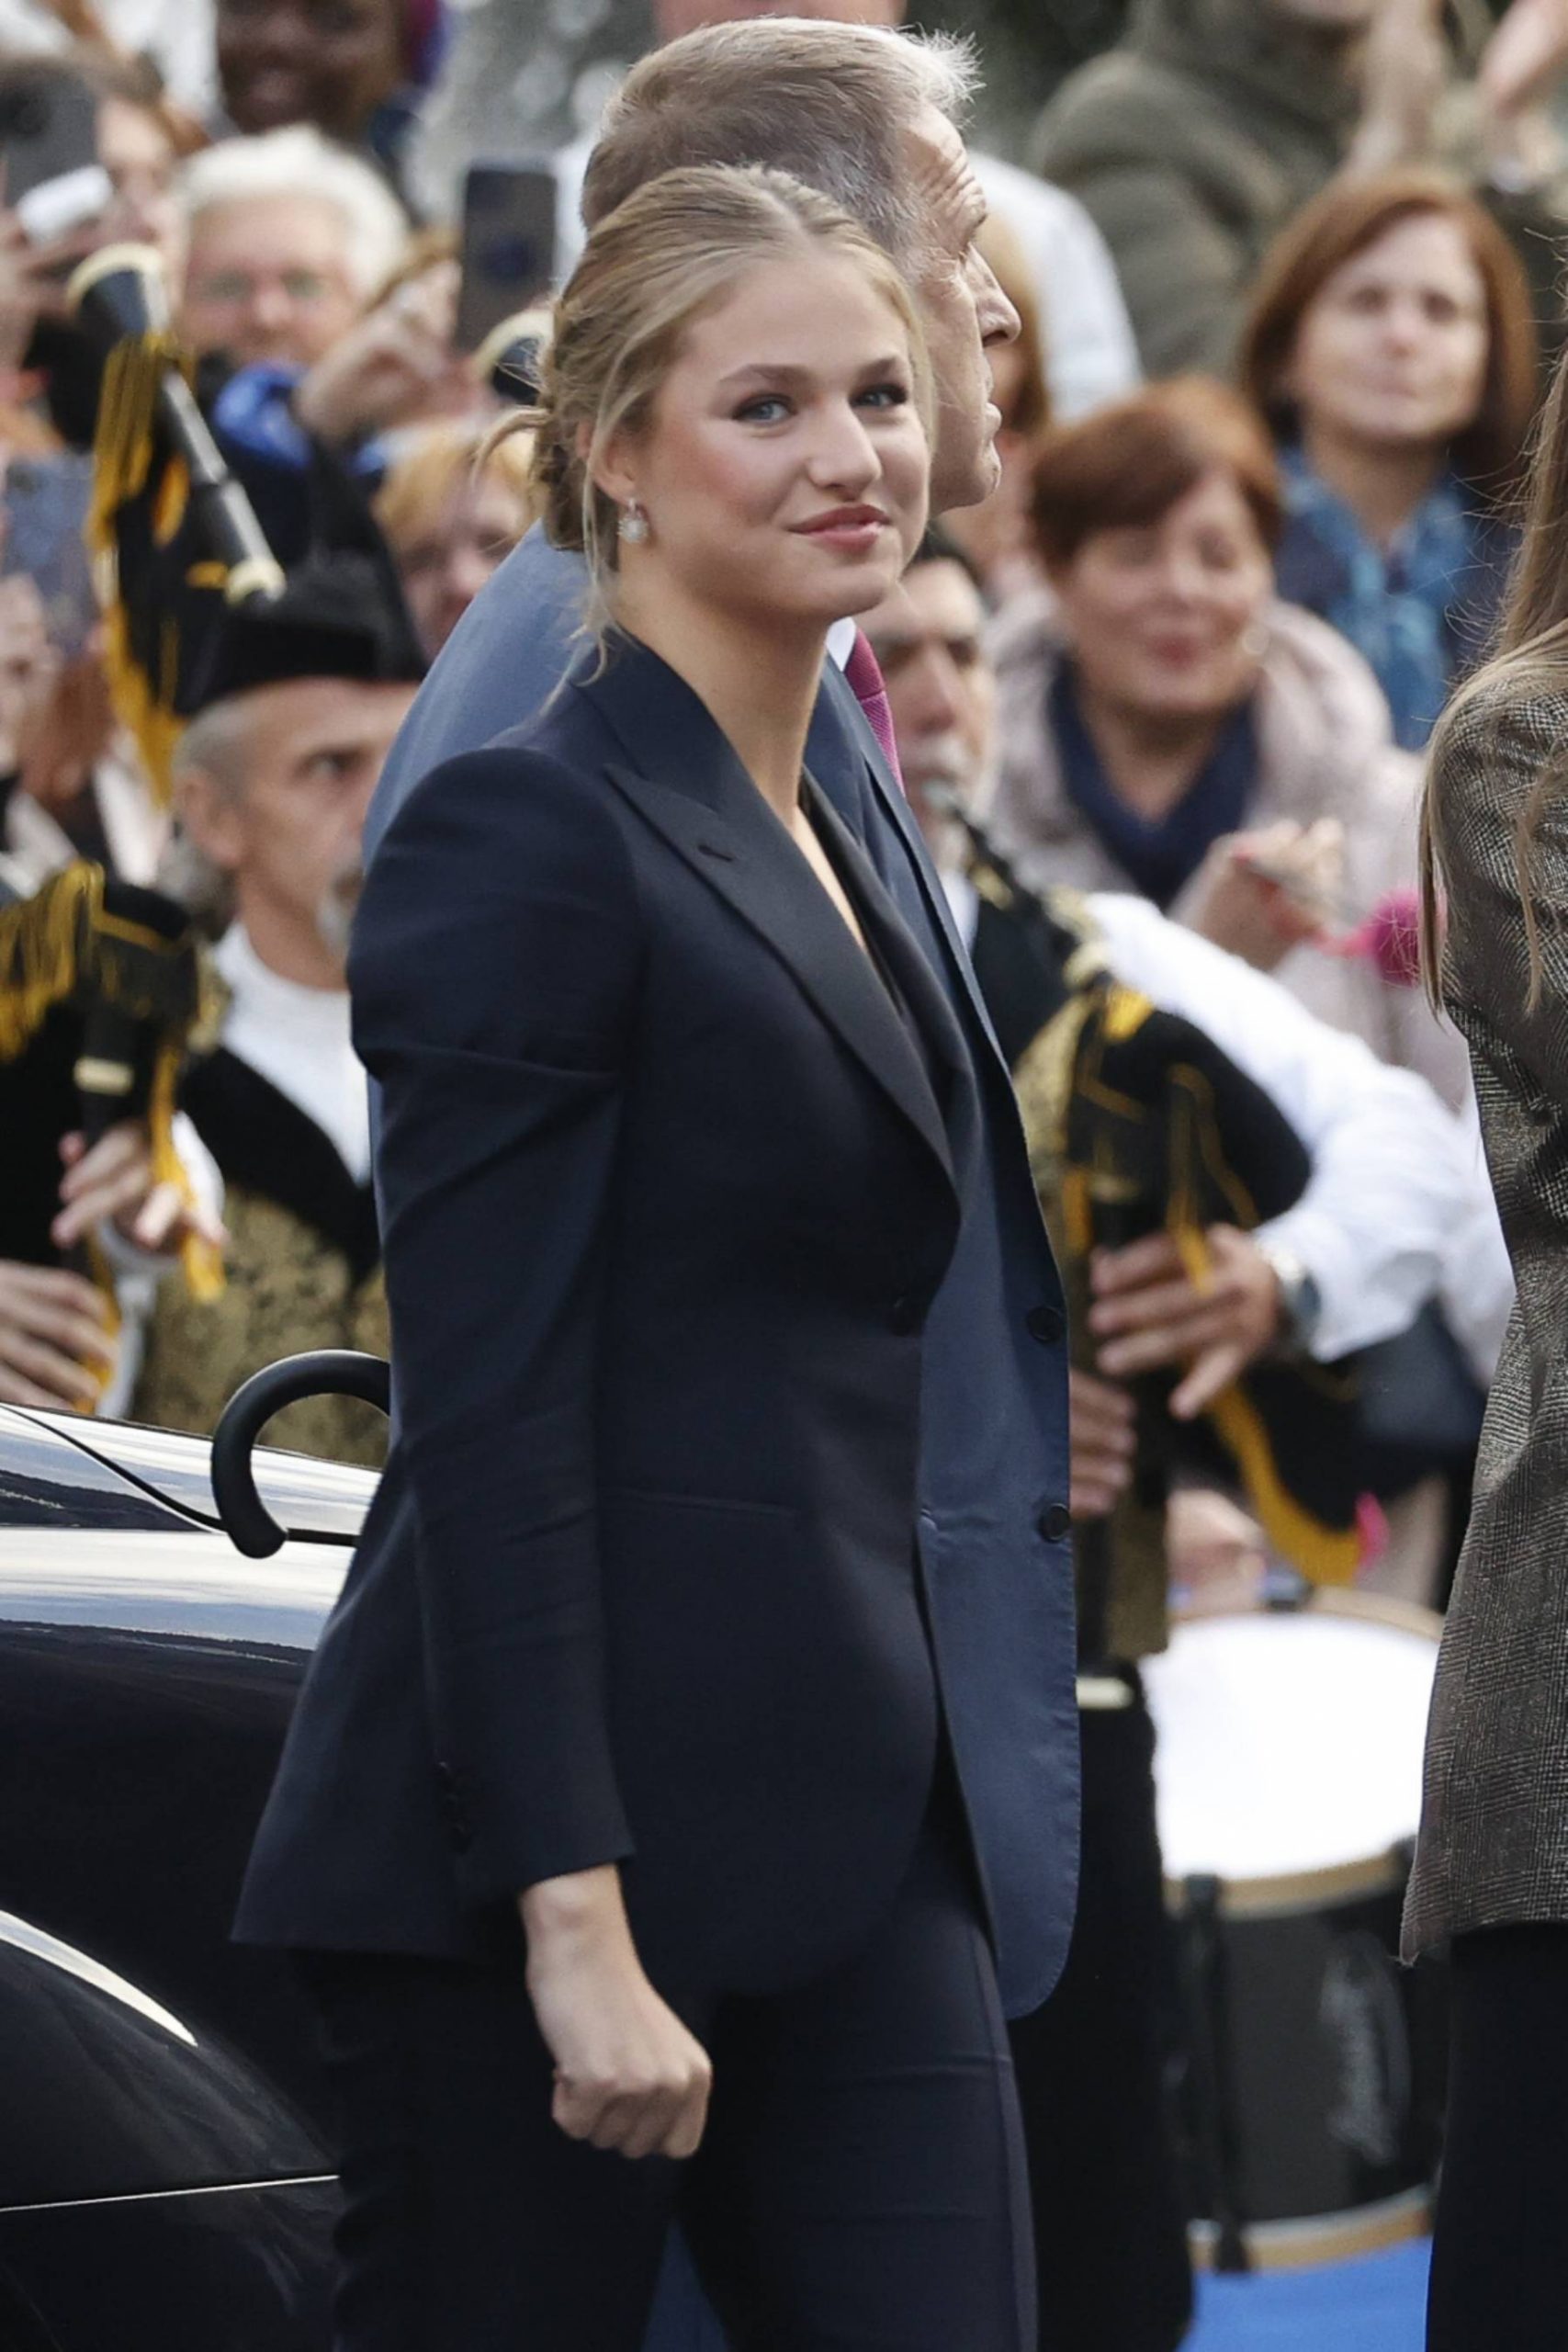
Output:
[1032, 0, 1567, 382]
[1032, 0, 1363, 378]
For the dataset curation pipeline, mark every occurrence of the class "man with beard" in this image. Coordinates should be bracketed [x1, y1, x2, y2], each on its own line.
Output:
[130, 546, 423, 1464]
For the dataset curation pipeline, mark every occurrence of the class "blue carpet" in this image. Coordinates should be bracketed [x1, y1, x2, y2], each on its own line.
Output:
[1188, 2241, 1430, 2349]
[641, 2229, 1434, 2349]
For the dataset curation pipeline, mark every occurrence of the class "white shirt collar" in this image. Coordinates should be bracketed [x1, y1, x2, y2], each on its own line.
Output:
[213, 924, 371, 1184]
[826, 617, 857, 673]
[941, 865, 979, 948]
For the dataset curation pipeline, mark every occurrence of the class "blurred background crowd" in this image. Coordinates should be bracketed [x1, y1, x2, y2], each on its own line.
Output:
[2, 0, 1558, 1598]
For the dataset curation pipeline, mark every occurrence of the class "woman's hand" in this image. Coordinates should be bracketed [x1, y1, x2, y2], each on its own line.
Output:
[293, 261, 470, 447]
[520, 1864, 713, 2161]
[1187, 820, 1343, 971]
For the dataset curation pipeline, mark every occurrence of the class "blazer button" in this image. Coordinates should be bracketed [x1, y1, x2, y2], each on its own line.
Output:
[888, 1294, 922, 1335]
[1037, 1503, 1072, 1544]
[1026, 1304, 1065, 1345]
[434, 1762, 472, 1851]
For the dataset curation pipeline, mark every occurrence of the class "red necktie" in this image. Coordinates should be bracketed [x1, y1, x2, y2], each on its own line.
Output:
[843, 628, 906, 795]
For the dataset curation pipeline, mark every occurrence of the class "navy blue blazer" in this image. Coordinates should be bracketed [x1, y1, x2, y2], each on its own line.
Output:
[355, 534, 1078, 2018]
[237, 638, 995, 1988]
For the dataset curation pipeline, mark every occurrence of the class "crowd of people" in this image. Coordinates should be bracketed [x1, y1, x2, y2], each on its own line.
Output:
[0, 0, 1533, 1554]
[1, 0, 1566, 2346]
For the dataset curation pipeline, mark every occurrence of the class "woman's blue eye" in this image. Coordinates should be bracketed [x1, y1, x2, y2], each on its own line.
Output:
[737, 395, 792, 424]
[858, 382, 910, 410]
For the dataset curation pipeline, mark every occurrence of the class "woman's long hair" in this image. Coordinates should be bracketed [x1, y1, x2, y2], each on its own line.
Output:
[1420, 352, 1568, 1004]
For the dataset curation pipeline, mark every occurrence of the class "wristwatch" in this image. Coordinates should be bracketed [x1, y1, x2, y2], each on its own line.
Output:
[1255, 1238, 1323, 1356]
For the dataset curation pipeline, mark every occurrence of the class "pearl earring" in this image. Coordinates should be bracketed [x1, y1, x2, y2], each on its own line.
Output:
[1241, 621, 1270, 661]
[619, 499, 649, 546]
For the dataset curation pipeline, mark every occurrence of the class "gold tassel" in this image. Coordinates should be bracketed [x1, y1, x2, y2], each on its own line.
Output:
[81, 1228, 124, 1411]
[1206, 1383, 1362, 1585]
[85, 334, 191, 808]
[147, 1030, 224, 1303]
[0, 863, 99, 1062]
[0, 860, 225, 1315]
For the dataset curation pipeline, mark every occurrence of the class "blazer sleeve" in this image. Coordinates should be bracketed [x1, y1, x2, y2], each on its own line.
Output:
[1435, 691, 1568, 1107]
[350, 742, 643, 1906]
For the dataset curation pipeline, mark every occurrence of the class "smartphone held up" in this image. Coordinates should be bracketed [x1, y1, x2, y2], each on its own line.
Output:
[456, 163, 558, 356]
[0, 66, 109, 247]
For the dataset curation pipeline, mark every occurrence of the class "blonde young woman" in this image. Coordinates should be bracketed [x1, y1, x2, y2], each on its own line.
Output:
[234, 165, 1040, 2350]
[1410, 353, 1568, 2348]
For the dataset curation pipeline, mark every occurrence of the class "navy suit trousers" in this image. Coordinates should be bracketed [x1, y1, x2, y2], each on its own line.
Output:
[302, 1791, 1033, 2352]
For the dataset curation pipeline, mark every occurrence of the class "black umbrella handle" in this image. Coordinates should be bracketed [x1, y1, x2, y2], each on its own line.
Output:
[210, 1350, 389, 1557]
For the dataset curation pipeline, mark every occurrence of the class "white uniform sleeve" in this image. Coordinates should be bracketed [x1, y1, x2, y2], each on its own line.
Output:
[1087, 894, 1476, 1362]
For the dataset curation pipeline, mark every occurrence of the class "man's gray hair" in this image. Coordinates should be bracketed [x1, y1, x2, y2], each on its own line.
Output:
[171, 696, 260, 802]
[582, 20, 978, 273]
[161, 699, 263, 933]
[178, 126, 411, 300]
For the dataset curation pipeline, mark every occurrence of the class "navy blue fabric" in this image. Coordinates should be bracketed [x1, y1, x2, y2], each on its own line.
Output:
[239, 639, 980, 1999]
[1049, 660, 1258, 911]
[300, 1788, 1034, 2352]
[1427, 1924, 1568, 2351]
[358, 527, 1078, 2021]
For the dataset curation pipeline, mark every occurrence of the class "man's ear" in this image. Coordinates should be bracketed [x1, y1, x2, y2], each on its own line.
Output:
[176, 768, 244, 873]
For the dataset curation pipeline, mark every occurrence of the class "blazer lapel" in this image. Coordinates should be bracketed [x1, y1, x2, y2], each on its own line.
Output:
[607, 757, 956, 1190]
[801, 774, 969, 1132]
[572, 639, 955, 1191]
[812, 662, 1016, 1078]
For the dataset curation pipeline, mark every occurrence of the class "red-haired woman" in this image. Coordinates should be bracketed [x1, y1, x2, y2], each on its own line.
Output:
[988, 377, 1453, 1091]
[1240, 170, 1539, 750]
